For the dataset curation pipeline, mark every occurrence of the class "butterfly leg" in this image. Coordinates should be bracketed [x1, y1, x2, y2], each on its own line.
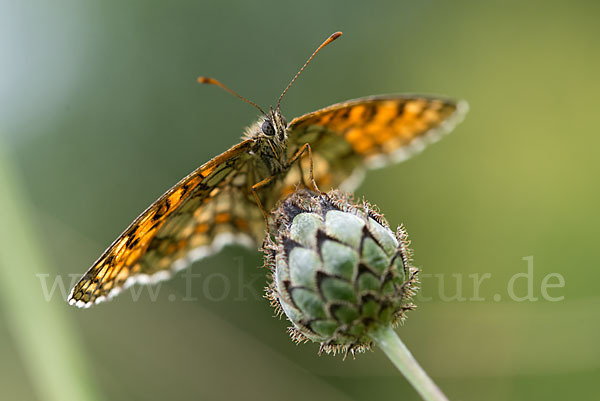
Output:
[287, 143, 321, 193]
[296, 157, 307, 189]
[251, 175, 276, 222]
[252, 143, 319, 223]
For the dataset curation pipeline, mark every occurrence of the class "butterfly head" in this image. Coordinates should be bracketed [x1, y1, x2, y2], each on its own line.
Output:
[260, 107, 288, 143]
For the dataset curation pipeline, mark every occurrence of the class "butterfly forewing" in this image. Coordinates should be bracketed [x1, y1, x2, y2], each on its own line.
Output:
[68, 140, 258, 307]
[285, 95, 468, 192]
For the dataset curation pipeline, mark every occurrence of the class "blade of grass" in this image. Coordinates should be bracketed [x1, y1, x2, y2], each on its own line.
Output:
[0, 141, 103, 401]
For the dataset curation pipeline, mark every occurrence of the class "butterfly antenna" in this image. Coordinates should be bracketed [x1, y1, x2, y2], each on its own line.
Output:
[197, 76, 267, 116]
[276, 31, 342, 110]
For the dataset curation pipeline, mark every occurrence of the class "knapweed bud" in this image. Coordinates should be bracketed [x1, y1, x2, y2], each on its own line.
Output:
[263, 189, 419, 356]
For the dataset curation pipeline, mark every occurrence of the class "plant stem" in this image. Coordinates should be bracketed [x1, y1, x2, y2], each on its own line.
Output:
[369, 325, 449, 401]
[0, 142, 102, 401]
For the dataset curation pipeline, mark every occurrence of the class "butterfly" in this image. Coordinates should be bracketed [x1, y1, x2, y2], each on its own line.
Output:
[68, 32, 468, 308]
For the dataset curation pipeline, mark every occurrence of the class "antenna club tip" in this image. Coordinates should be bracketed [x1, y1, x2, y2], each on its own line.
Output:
[197, 76, 216, 84]
[331, 31, 343, 40]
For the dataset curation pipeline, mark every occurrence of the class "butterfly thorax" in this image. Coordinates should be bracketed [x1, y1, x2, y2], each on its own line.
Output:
[245, 108, 289, 176]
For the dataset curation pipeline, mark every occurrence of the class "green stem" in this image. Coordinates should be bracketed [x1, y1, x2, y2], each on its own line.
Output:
[0, 142, 102, 401]
[369, 325, 449, 401]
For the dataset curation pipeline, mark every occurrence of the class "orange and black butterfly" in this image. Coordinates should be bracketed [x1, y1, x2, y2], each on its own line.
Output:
[68, 32, 468, 308]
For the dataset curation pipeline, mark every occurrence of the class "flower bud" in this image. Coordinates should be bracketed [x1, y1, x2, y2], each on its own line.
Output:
[263, 190, 419, 356]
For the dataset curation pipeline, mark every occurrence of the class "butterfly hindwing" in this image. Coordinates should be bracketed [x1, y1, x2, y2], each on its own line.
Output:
[140, 169, 265, 275]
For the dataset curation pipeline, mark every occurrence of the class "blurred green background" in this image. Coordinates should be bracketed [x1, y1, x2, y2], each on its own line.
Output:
[1, 0, 598, 400]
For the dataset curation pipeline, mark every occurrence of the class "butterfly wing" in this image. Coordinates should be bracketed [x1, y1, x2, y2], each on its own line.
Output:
[69, 95, 468, 307]
[68, 140, 264, 308]
[284, 95, 468, 192]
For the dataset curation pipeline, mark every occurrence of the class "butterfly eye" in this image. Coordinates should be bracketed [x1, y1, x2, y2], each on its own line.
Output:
[261, 120, 275, 136]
